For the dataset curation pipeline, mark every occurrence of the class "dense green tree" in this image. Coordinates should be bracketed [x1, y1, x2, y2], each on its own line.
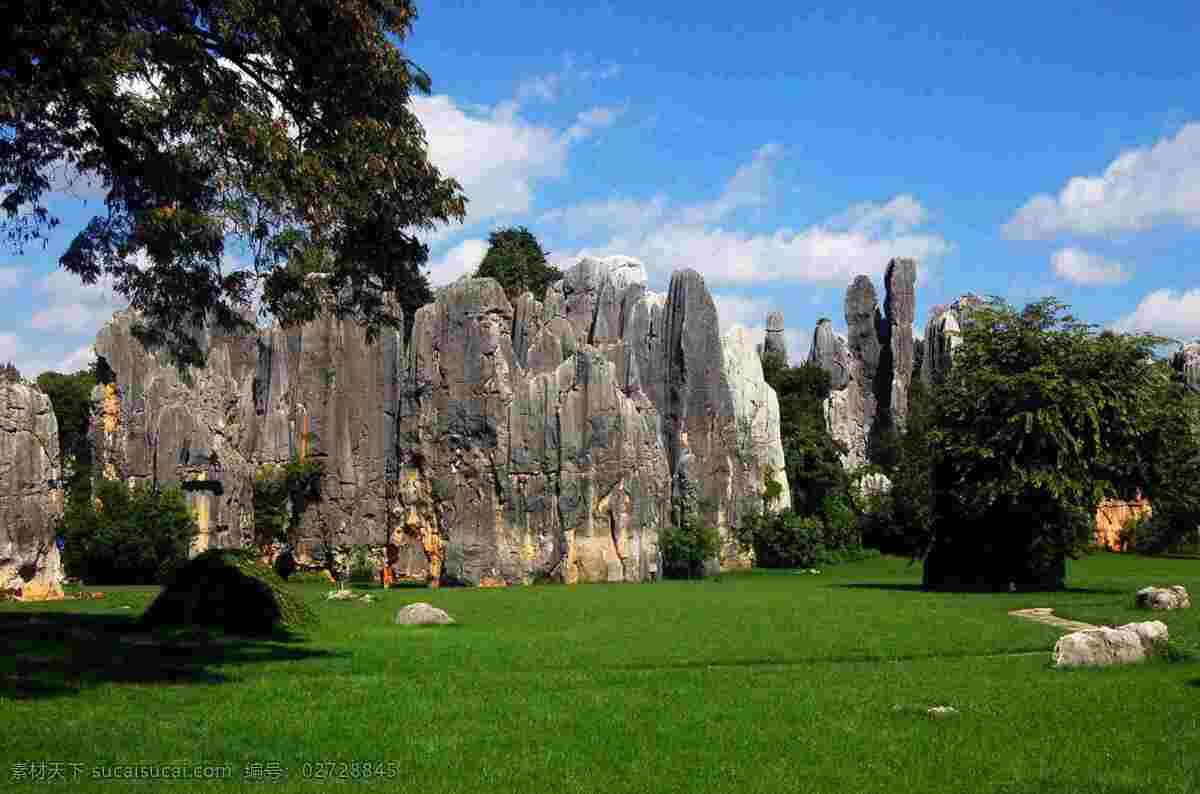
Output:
[3, 0, 466, 367]
[35, 367, 97, 505]
[922, 297, 1173, 591]
[762, 359, 849, 514]
[474, 226, 562, 301]
[59, 478, 197, 584]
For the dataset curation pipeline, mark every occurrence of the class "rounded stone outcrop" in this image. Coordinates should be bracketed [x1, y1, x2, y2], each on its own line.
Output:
[0, 382, 65, 600]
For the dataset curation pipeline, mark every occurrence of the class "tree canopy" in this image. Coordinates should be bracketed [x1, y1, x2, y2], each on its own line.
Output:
[922, 296, 1177, 590]
[474, 226, 562, 302]
[3, 0, 466, 367]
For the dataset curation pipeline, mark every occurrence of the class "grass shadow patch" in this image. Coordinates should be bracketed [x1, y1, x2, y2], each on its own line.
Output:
[0, 611, 339, 702]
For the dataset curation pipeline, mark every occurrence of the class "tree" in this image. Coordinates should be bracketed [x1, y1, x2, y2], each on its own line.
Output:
[763, 359, 849, 514]
[36, 367, 98, 506]
[59, 478, 197, 584]
[474, 226, 561, 301]
[3, 0, 466, 368]
[922, 296, 1173, 591]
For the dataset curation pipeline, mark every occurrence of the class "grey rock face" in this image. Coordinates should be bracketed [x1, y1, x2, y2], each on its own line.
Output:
[1136, 585, 1191, 610]
[92, 287, 401, 559]
[0, 383, 65, 599]
[1052, 621, 1168, 668]
[921, 294, 983, 388]
[810, 260, 918, 469]
[394, 602, 454, 625]
[1175, 342, 1200, 393]
[809, 319, 851, 391]
[762, 311, 788, 362]
[90, 255, 786, 584]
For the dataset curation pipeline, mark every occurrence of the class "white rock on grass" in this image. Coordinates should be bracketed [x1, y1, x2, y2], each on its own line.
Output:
[394, 602, 454, 625]
[1136, 585, 1191, 610]
[1053, 621, 1169, 668]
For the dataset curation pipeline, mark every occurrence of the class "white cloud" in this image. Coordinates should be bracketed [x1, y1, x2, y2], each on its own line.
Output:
[544, 148, 949, 289]
[1050, 247, 1130, 285]
[831, 194, 930, 236]
[1004, 122, 1200, 239]
[1110, 288, 1200, 342]
[681, 143, 784, 225]
[426, 238, 489, 287]
[0, 332, 18, 363]
[0, 267, 25, 291]
[540, 194, 669, 238]
[515, 55, 622, 104]
[564, 104, 627, 143]
[56, 345, 96, 373]
[30, 271, 126, 334]
[412, 95, 571, 229]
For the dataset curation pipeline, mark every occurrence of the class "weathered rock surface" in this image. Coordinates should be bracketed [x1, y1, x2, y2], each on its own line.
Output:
[0, 383, 65, 600]
[921, 294, 983, 387]
[1052, 621, 1168, 668]
[1136, 585, 1191, 610]
[809, 259, 917, 469]
[91, 278, 404, 559]
[90, 256, 787, 584]
[762, 311, 788, 362]
[394, 602, 454, 625]
[1174, 342, 1200, 393]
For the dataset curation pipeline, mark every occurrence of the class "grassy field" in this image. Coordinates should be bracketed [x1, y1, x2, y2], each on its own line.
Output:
[2, 553, 1199, 793]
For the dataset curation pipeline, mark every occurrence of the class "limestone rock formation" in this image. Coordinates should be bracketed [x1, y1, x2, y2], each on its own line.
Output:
[1174, 341, 1200, 393]
[89, 255, 788, 584]
[1053, 621, 1168, 668]
[1136, 585, 1191, 610]
[921, 294, 983, 387]
[762, 311, 788, 362]
[809, 259, 917, 469]
[0, 383, 65, 600]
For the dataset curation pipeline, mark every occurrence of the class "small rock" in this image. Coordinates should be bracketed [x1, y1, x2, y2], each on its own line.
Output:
[394, 602, 454, 625]
[1053, 620, 1169, 668]
[1136, 585, 1191, 610]
[326, 589, 358, 601]
[360, 594, 375, 603]
[927, 706, 958, 719]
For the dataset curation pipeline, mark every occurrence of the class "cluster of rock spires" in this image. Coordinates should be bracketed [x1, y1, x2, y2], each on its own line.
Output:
[79, 257, 790, 587]
[804, 259, 917, 469]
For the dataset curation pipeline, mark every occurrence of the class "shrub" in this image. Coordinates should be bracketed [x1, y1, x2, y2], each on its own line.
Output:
[60, 479, 197, 585]
[738, 506, 874, 570]
[140, 550, 316, 635]
[659, 518, 721, 579]
[1120, 512, 1200, 555]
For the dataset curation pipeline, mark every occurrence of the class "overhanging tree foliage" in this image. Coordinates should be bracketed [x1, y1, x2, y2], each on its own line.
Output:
[923, 297, 1175, 591]
[3, 0, 466, 367]
[474, 226, 562, 301]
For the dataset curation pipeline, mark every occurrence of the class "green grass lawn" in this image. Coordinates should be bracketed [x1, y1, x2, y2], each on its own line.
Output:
[3, 553, 1199, 793]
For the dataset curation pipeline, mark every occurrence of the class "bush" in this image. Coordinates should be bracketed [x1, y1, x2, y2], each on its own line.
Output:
[738, 503, 873, 570]
[659, 518, 721, 579]
[60, 479, 197, 585]
[140, 550, 316, 635]
[1120, 512, 1200, 555]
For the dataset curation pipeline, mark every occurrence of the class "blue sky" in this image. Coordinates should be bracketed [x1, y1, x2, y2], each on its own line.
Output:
[3, 0, 1199, 375]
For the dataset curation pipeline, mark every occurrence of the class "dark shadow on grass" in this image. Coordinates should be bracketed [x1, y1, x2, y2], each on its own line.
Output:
[832, 583, 1124, 595]
[0, 611, 341, 702]
[609, 646, 1050, 673]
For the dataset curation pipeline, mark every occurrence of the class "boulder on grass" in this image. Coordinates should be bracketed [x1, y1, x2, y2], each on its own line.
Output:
[140, 550, 317, 636]
[394, 602, 454, 625]
[1136, 585, 1191, 610]
[1053, 620, 1169, 668]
